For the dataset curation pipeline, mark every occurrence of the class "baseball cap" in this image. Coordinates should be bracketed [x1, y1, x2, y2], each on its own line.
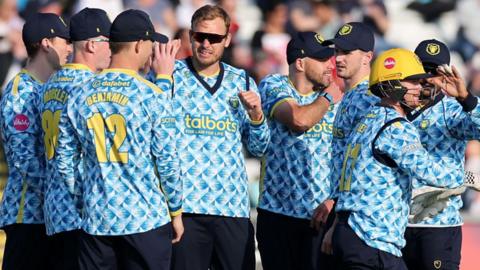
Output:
[70, 8, 111, 41]
[22, 13, 70, 45]
[414, 39, 450, 73]
[286, 31, 334, 64]
[324, 22, 374, 52]
[110, 9, 168, 43]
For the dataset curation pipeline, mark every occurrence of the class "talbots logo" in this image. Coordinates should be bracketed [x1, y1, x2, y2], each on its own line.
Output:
[228, 96, 240, 109]
[338, 24, 352, 35]
[304, 119, 333, 138]
[185, 114, 238, 137]
[427, 43, 440, 55]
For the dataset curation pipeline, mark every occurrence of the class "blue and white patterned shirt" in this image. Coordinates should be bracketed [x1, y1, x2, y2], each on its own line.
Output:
[40, 63, 94, 235]
[171, 59, 269, 218]
[336, 105, 457, 256]
[258, 74, 338, 219]
[407, 94, 480, 227]
[331, 78, 379, 198]
[0, 70, 45, 227]
[56, 68, 181, 235]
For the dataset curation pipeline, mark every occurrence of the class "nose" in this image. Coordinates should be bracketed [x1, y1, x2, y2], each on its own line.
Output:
[201, 38, 211, 47]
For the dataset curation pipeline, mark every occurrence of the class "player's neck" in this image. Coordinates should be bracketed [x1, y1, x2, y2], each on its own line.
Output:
[290, 72, 315, 95]
[109, 55, 140, 73]
[25, 54, 56, 83]
[380, 98, 406, 116]
[191, 57, 220, 77]
[72, 52, 96, 72]
[344, 67, 370, 90]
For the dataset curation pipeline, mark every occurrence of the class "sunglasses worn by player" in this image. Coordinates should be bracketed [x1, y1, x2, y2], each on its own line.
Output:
[191, 31, 228, 44]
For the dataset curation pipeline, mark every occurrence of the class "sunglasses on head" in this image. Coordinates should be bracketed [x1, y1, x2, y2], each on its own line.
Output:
[191, 31, 228, 44]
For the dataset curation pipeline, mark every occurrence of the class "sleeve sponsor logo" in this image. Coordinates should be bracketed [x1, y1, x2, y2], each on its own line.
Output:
[13, 114, 30, 131]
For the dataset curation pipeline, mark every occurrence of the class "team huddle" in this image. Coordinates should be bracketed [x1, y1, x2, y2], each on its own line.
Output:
[0, 4, 479, 270]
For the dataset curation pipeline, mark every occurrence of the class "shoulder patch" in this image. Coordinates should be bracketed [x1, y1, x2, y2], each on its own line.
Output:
[13, 114, 30, 131]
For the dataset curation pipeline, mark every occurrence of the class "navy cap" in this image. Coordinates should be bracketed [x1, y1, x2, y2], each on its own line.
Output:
[286, 31, 334, 64]
[414, 39, 450, 73]
[324, 22, 374, 52]
[110, 9, 168, 43]
[70, 8, 111, 41]
[22, 13, 70, 45]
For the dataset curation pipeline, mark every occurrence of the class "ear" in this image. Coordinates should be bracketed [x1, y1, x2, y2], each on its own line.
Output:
[224, 32, 232, 48]
[40, 38, 51, 52]
[363, 51, 374, 65]
[295, 58, 305, 72]
[86, 40, 95, 53]
[134, 40, 141, 54]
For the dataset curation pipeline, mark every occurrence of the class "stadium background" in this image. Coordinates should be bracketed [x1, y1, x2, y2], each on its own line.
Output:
[0, 0, 480, 268]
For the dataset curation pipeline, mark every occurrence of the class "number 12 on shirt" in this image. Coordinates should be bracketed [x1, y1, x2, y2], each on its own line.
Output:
[87, 113, 129, 163]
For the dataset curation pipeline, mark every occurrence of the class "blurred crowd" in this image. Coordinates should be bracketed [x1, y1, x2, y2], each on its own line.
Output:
[1, 0, 480, 212]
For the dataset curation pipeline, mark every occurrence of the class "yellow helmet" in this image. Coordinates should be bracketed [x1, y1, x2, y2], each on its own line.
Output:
[369, 48, 429, 87]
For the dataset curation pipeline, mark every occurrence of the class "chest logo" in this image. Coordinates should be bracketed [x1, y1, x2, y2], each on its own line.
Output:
[229, 96, 240, 109]
[433, 260, 442, 269]
[420, 119, 430, 129]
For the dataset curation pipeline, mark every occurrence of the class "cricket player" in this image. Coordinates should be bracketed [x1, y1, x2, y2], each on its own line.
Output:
[325, 22, 378, 200]
[40, 8, 111, 270]
[55, 9, 182, 270]
[0, 13, 72, 270]
[332, 48, 460, 270]
[402, 39, 480, 270]
[169, 5, 269, 270]
[256, 31, 340, 270]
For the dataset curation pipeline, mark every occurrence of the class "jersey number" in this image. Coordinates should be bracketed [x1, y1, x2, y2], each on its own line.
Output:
[87, 113, 128, 163]
[339, 144, 361, 191]
[42, 110, 61, 160]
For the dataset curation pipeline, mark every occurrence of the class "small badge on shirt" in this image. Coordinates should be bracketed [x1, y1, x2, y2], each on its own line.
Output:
[13, 114, 30, 131]
[228, 96, 240, 110]
[433, 260, 442, 269]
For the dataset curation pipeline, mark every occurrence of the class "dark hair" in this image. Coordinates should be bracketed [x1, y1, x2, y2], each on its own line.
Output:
[109, 42, 130, 55]
[191, 5, 230, 32]
[24, 37, 58, 58]
[25, 42, 42, 58]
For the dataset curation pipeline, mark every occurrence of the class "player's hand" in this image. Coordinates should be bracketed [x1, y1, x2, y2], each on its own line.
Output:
[427, 65, 469, 100]
[238, 91, 263, 122]
[310, 199, 334, 231]
[321, 224, 335, 255]
[152, 39, 181, 77]
[171, 214, 184, 244]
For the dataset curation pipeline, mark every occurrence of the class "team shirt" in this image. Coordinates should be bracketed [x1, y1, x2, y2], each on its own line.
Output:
[0, 70, 45, 227]
[407, 94, 480, 227]
[56, 68, 181, 235]
[40, 63, 94, 235]
[336, 105, 457, 257]
[331, 78, 379, 197]
[257, 74, 339, 219]
[171, 58, 269, 218]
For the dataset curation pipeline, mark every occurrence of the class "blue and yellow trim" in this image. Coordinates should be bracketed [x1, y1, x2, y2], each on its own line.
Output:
[270, 98, 295, 118]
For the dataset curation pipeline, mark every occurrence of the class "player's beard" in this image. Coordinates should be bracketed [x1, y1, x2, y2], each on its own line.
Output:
[306, 69, 331, 91]
[194, 47, 223, 69]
